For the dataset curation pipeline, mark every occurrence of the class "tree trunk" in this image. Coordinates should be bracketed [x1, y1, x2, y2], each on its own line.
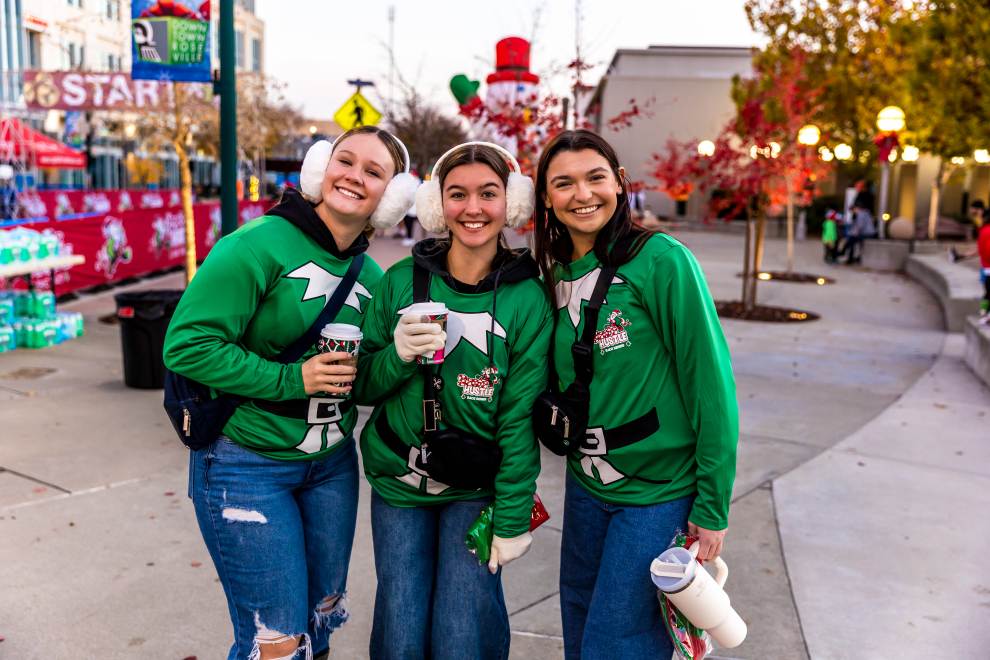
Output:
[927, 161, 954, 241]
[747, 209, 768, 312]
[786, 190, 795, 272]
[172, 83, 197, 285]
[741, 216, 752, 306]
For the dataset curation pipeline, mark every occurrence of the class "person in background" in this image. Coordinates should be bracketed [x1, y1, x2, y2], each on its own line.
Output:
[949, 199, 990, 323]
[822, 209, 840, 264]
[841, 180, 876, 264]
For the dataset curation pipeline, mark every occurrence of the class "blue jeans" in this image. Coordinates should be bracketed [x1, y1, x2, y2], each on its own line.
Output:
[189, 436, 359, 660]
[369, 492, 509, 660]
[559, 472, 694, 660]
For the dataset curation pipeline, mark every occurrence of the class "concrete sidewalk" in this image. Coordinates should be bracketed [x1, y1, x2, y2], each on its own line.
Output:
[1, 231, 987, 659]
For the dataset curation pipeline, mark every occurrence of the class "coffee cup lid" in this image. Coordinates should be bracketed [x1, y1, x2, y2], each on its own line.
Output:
[407, 302, 447, 315]
[320, 323, 363, 340]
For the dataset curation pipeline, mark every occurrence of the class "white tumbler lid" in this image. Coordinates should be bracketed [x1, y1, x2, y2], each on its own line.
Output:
[650, 546, 696, 593]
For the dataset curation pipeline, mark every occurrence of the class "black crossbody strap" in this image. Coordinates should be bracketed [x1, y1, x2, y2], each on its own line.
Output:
[571, 265, 617, 388]
[412, 263, 442, 433]
[276, 252, 365, 364]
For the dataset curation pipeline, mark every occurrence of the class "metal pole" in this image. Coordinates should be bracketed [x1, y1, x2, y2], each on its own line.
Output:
[220, 0, 237, 236]
[878, 160, 890, 240]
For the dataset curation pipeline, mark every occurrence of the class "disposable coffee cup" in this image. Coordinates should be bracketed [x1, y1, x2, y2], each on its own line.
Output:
[406, 302, 448, 364]
[317, 323, 362, 398]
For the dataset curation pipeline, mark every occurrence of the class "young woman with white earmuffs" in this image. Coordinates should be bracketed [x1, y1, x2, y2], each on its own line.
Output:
[164, 126, 418, 660]
[353, 142, 551, 659]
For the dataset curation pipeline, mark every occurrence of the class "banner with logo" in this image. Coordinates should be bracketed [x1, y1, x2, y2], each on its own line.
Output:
[6, 199, 270, 295]
[131, 0, 212, 83]
[22, 71, 175, 111]
[15, 189, 184, 222]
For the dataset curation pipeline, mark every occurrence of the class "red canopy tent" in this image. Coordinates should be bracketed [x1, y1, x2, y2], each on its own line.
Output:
[0, 117, 87, 169]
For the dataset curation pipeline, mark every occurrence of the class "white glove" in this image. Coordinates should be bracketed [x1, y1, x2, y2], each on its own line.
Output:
[488, 532, 533, 574]
[393, 313, 446, 363]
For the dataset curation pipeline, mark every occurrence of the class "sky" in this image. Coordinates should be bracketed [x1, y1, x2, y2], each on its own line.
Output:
[255, 0, 760, 121]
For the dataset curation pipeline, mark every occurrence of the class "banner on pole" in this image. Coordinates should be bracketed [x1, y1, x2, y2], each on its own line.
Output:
[131, 1, 212, 82]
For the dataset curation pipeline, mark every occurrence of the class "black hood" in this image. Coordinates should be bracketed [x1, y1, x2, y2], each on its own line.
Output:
[266, 187, 369, 258]
[411, 237, 539, 293]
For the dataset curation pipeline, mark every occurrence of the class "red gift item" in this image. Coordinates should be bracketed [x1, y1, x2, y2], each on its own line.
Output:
[529, 493, 550, 531]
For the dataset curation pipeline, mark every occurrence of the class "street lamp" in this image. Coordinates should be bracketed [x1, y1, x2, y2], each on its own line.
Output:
[697, 140, 715, 157]
[876, 106, 906, 132]
[834, 143, 854, 161]
[798, 124, 821, 146]
[950, 156, 966, 166]
[902, 145, 920, 162]
[795, 125, 821, 243]
[974, 149, 990, 164]
[876, 105, 905, 239]
[819, 147, 834, 162]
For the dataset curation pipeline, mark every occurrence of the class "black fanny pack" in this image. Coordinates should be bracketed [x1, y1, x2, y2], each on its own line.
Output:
[163, 253, 364, 450]
[411, 263, 502, 490]
[533, 265, 617, 456]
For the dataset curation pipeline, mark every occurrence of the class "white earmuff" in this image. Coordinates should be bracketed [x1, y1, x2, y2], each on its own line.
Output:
[416, 141, 535, 233]
[297, 132, 418, 230]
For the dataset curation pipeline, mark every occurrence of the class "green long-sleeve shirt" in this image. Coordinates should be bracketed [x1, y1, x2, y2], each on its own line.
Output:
[355, 242, 551, 537]
[163, 195, 383, 460]
[553, 233, 738, 530]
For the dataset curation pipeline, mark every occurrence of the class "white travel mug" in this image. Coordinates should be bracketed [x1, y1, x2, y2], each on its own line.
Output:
[649, 543, 747, 648]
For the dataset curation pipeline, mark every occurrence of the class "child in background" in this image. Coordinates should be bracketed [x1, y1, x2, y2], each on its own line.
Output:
[822, 210, 840, 263]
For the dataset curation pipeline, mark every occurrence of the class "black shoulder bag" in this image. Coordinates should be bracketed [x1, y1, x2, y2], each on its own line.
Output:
[412, 263, 503, 490]
[532, 265, 617, 456]
[163, 253, 365, 450]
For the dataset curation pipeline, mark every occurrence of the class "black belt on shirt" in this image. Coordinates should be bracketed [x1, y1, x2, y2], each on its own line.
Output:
[375, 411, 413, 459]
[252, 397, 354, 420]
[579, 408, 660, 455]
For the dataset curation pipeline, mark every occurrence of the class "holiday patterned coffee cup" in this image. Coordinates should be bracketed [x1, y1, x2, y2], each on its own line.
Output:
[407, 302, 448, 364]
[317, 323, 362, 398]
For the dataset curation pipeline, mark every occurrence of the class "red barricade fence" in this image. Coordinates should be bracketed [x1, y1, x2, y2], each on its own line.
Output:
[4, 192, 272, 295]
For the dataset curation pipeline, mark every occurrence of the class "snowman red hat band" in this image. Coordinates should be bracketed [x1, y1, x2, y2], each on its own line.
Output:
[414, 141, 535, 233]
[299, 132, 418, 230]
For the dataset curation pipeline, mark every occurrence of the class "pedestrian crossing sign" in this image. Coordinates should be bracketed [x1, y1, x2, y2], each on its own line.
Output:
[333, 92, 382, 131]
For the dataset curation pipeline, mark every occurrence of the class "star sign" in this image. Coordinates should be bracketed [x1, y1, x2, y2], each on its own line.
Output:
[286, 262, 370, 312]
[555, 267, 624, 327]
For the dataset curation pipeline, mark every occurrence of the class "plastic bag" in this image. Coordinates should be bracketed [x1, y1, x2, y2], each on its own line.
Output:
[658, 532, 714, 660]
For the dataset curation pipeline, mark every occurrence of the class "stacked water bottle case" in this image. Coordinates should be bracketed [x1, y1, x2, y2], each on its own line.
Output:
[0, 291, 84, 352]
[1, 228, 84, 353]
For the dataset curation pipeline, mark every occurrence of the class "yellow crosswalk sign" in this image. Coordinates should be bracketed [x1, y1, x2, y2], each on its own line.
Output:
[333, 91, 382, 131]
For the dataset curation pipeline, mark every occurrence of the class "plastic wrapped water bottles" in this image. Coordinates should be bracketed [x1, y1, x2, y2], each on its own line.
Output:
[0, 228, 62, 265]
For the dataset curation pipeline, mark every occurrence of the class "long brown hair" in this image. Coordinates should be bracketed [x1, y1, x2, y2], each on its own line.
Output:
[533, 129, 652, 292]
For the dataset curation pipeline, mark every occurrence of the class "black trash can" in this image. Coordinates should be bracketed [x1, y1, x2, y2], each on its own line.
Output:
[114, 289, 183, 389]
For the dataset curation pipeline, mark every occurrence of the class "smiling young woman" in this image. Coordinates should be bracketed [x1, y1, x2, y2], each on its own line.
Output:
[164, 126, 415, 660]
[533, 130, 739, 660]
[353, 142, 550, 660]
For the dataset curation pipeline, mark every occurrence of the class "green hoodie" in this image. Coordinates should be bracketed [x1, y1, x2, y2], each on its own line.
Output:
[163, 188, 383, 460]
[552, 232, 738, 530]
[355, 239, 551, 538]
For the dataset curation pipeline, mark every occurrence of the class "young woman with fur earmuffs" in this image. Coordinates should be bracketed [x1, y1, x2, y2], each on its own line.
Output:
[354, 142, 551, 660]
[165, 126, 418, 660]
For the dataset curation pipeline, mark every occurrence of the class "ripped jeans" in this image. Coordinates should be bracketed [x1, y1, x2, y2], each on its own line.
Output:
[189, 436, 359, 660]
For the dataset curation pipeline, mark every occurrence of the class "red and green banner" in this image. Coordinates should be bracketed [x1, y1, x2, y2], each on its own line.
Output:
[5, 199, 270, 295]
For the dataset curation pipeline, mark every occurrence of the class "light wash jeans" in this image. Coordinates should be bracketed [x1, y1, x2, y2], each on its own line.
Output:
[189, 436, 359, 660]
[560, 472, 694, 660]
[369, 491, 509, 660]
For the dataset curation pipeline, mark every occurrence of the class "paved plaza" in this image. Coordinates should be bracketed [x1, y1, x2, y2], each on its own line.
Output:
[1, 229, 988, 659]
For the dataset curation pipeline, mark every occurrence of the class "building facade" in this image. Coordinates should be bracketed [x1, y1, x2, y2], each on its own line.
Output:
[589, 45, 753, 219]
